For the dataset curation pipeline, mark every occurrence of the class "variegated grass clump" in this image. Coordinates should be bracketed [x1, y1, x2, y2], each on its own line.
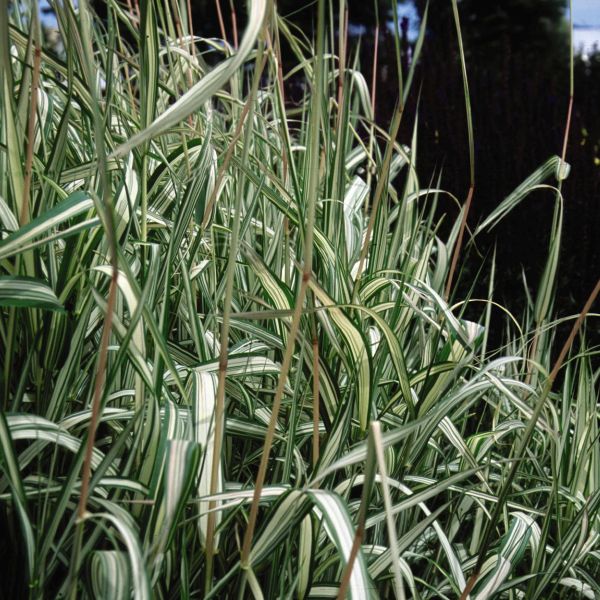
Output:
[0, 0, 599, 598]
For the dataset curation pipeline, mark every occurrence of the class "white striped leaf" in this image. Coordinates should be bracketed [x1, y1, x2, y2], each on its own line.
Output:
[475, 155, 563, 234]
[298, 514, 313, 599]
[95, 267, 145, 357]
[5, 414, 117, 477]
[309, 280, 371, 431]
[307, 489, 376, 600]
[150, 439, 201, 571]
[557, 578, 595, 599]
[84, 513, 151, 600]
[114, 154, 139, 237]
[89, 550, 131, 600]
[0, 276, 63, 311]
[0, 410, 35, 579]
[192, 371, 222, 551]
[0, 190, 94, 260]
[474, 512, 540, 600]
[339, 474, 465, 592]
[110, 0, 268, 157]
[249, 488, 374, 598]
[0, 194, 18, 232]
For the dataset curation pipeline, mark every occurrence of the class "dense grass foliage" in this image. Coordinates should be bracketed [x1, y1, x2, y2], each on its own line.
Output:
[0, 0, 599, 598]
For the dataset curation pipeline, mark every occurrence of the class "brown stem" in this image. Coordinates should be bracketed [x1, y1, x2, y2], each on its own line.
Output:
[203, 352, 227, 586]
[201, 86, 254, 228]
[470, 277, 600, 583]
[284, 216, 290, 285]
[229, 0, 238, 49]
[125, 0, 136, 22]
[186, 0, 196, 58]
[363, 19, 379, 217]
[444, 0, 474, 302]
[266, 26, 289, 184]
[201, 48, 270, 229]
[70, 4, 121, 593]
[336, 523, 364, 600]
[76, 267, 119, 519]
[560, 95, 574, 168]
[337, 423, 377, 599]
[170, 1, 185, 65]
[459, 571, 480, 600]
[549, 278, 600, 384]
[524, 329, 540, 386]
[214, 0, 227, 44]
[372, 421, 405, 598]
[169, 0, 194, 133]
[240, 0, 324, 567]
[444, 183, 474, 301]
[204, 48, 269, 589]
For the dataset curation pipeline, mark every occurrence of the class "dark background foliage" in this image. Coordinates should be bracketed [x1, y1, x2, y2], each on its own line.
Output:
[401, 0, 599, 333]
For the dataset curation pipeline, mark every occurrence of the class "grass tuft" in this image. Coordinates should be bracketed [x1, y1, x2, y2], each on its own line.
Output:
[0, 0, 598, 597]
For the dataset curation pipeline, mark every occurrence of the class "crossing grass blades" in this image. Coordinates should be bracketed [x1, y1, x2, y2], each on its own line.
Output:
[0, 0, 599, 597]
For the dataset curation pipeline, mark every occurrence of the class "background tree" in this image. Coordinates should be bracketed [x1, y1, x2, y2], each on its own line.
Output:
[399, 0, 599, 337]
[190, 0, 392, 39]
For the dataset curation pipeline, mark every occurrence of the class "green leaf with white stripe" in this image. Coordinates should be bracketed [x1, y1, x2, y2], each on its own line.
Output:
[475, 156, 563, 234]
[250, 488, 374, 599]
[150, 439, 201, 571]
[307, 489, 376, 600]
[0, 276, 63, 311]
[89, 550, 131, 600]
[0, 190, 94, 260]
[0, 409, 35, 580]
[474, 512, 540, 600]
[110, 0, 268, 157]
[192, 371, 222, 551]
[309, 280, 371, 431]
[83, 512, 151, 600]
[4, 414, 117, 478]
[0, 194, 18, 232]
